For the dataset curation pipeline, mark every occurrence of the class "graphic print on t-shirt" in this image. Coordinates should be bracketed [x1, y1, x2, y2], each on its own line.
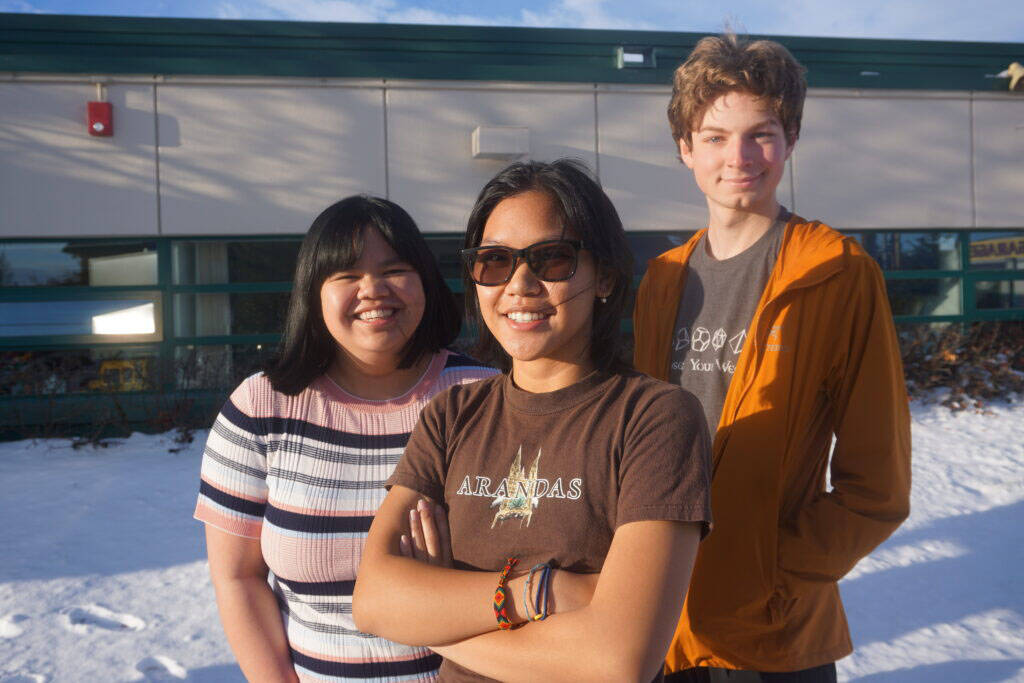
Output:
[454, 444, 584, 529]
[673, 325, 747, 371]
[669, 211, 788, 436]
[491, 445, 540, 528]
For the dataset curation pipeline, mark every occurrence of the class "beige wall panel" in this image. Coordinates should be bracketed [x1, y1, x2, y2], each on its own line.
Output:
[388, 88, 596, 233]
[794, 94, 970, 228]
[597, 92, 795, 233]
[973, 98, 1024, 227]
[598, 92, 703, 233]
[0, 83, 158, 238]
[157, 86, 385, 235]
[794, 96, 972, 228]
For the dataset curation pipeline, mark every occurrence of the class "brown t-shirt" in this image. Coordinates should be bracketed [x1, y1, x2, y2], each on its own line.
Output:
[388, 369, 712, 682]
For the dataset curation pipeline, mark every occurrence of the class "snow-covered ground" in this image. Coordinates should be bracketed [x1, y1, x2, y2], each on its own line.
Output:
[1, 401, 1022, 682]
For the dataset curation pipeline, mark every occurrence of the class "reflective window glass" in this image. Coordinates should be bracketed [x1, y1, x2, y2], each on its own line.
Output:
[173, 292, 289, 337]
[627, 233, 695, 276]
[886, 278, 961, 316]
[425, 236, 465, 284]
[895, 232, 960, 270]
[968, 231, 1024, 270]
[173, 344, 276, 390]
[849, 232, 897, 270]
[172, 240, 301, 284]
[0, 241, 157, 287]
[975, 280, 1024, 310]
[0, 348, 157, 395]
[847, 232, 960, 271]
[0, 298, 160, 338]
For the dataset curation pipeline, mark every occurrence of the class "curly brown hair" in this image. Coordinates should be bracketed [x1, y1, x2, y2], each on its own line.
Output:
[668, 33, 807, 149]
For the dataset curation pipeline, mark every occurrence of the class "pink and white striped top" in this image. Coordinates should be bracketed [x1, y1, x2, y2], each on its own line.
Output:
[194, 350, 496, 682]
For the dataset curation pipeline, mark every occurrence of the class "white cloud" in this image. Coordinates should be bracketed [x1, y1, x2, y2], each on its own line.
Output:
[644, 0, 1024, 42]
[215, 0, 501, 25]
[213, 0, 655, 30]
[520, 0, 657, 30]
[86, 0, 1023, 42]
[0, 0, 43, 12]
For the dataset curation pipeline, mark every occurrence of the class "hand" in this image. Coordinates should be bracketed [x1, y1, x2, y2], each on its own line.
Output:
[399, 499, 597, 618]
[400, 498, 453, 568]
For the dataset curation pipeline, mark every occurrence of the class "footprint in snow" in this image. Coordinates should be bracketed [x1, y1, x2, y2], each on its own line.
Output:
[60, 604, 146, 634]
[136, 656, 188, 681]
[0, 613, 29, 639]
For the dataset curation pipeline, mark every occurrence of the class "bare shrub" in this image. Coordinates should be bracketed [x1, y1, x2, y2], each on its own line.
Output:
[899, 321, 1024, 411]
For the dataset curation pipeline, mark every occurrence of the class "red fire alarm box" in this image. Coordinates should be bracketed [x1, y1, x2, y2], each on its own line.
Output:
[87, 101, 113, 137]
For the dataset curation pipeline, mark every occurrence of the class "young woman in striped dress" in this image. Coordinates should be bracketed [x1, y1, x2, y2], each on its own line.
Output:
[193, 196, 496, 682]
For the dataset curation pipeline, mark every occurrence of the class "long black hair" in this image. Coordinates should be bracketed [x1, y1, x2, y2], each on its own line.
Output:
[265, 195, 460, 395]
[463, 159, 633, 373]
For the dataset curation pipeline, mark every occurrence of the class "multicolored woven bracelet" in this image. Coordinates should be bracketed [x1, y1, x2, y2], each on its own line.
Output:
[493, 557, 519, 630]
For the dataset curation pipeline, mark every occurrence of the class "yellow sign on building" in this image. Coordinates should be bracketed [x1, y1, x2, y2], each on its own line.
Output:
[970, 236, 1024, 264]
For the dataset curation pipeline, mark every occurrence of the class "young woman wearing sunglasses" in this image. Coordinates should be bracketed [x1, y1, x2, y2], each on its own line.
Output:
[193, 196, 495, 683]
[354, 160, 712, 682]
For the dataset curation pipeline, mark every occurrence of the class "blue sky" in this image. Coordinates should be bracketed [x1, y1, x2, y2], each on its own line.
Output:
[1, 0, 1021, 43]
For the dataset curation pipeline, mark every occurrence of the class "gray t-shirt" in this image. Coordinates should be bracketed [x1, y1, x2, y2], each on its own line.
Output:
[669, 209, 789, 436]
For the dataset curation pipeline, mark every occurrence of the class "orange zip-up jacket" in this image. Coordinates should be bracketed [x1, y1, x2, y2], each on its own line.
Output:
[634, 215, 911, 673]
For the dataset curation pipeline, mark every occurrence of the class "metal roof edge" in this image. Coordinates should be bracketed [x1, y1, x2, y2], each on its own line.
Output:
[1, 13, 1021, 91]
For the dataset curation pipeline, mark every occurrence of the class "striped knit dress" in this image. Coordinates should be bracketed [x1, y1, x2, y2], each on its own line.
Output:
[194, 350, 496, 682]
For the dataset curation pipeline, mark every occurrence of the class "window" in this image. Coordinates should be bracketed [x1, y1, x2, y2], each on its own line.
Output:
[0, 347, 158, 396]
[886, 278, 961, 316]
[173, 292, 289, 337]
[968, 231, 1024, 271]
[849, 231, 959, 271]
[0, 241, 157, 287]
[172, 240, 301, 284]
[975, 279, 1024, 310]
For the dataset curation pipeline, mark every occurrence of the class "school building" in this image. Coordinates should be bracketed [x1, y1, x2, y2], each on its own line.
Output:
[0, 13, 1021, 434]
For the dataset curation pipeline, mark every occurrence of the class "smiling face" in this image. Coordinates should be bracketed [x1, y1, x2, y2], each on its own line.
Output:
[319, 226, 426, 373]
[680, 90, 793, 219]
[476, 190, 608, 385]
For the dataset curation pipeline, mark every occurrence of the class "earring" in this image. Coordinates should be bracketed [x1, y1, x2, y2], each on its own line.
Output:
[599, 297, 608, 304]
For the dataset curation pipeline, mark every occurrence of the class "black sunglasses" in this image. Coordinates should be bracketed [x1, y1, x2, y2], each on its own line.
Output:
[460, 239, 584, 286]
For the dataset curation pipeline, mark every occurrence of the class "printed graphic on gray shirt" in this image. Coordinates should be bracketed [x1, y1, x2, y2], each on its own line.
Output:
[669, 209, 788, 434]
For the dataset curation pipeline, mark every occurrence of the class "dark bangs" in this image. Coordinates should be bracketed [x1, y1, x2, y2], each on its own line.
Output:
[265, 195, 460, 395]
[463, 159, 634, 373]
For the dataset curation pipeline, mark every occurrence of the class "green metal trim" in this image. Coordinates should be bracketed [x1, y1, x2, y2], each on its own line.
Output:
[1, 13, 1020, 91]
[883, 270, 963, 280]
[171, 333, 281, 346]
[960, 229, 974, 320]
[162, 234, 305, 242]
[953, 309, 1024, 321]
[169, 282, 293, 294]
[0, 285, 163, 300]
[0, 389, 227, 435]
[157, 240, 175, 392]
[0, 334, 163, 349]
[963, 271, 1024, 282]
[892, 314, 966, 324]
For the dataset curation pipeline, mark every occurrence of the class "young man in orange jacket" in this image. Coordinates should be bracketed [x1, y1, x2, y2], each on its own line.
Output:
[633, 35, 912, 682]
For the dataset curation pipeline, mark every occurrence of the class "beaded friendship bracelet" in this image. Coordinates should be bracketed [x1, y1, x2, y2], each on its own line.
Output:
[493, 557, 519, 630]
